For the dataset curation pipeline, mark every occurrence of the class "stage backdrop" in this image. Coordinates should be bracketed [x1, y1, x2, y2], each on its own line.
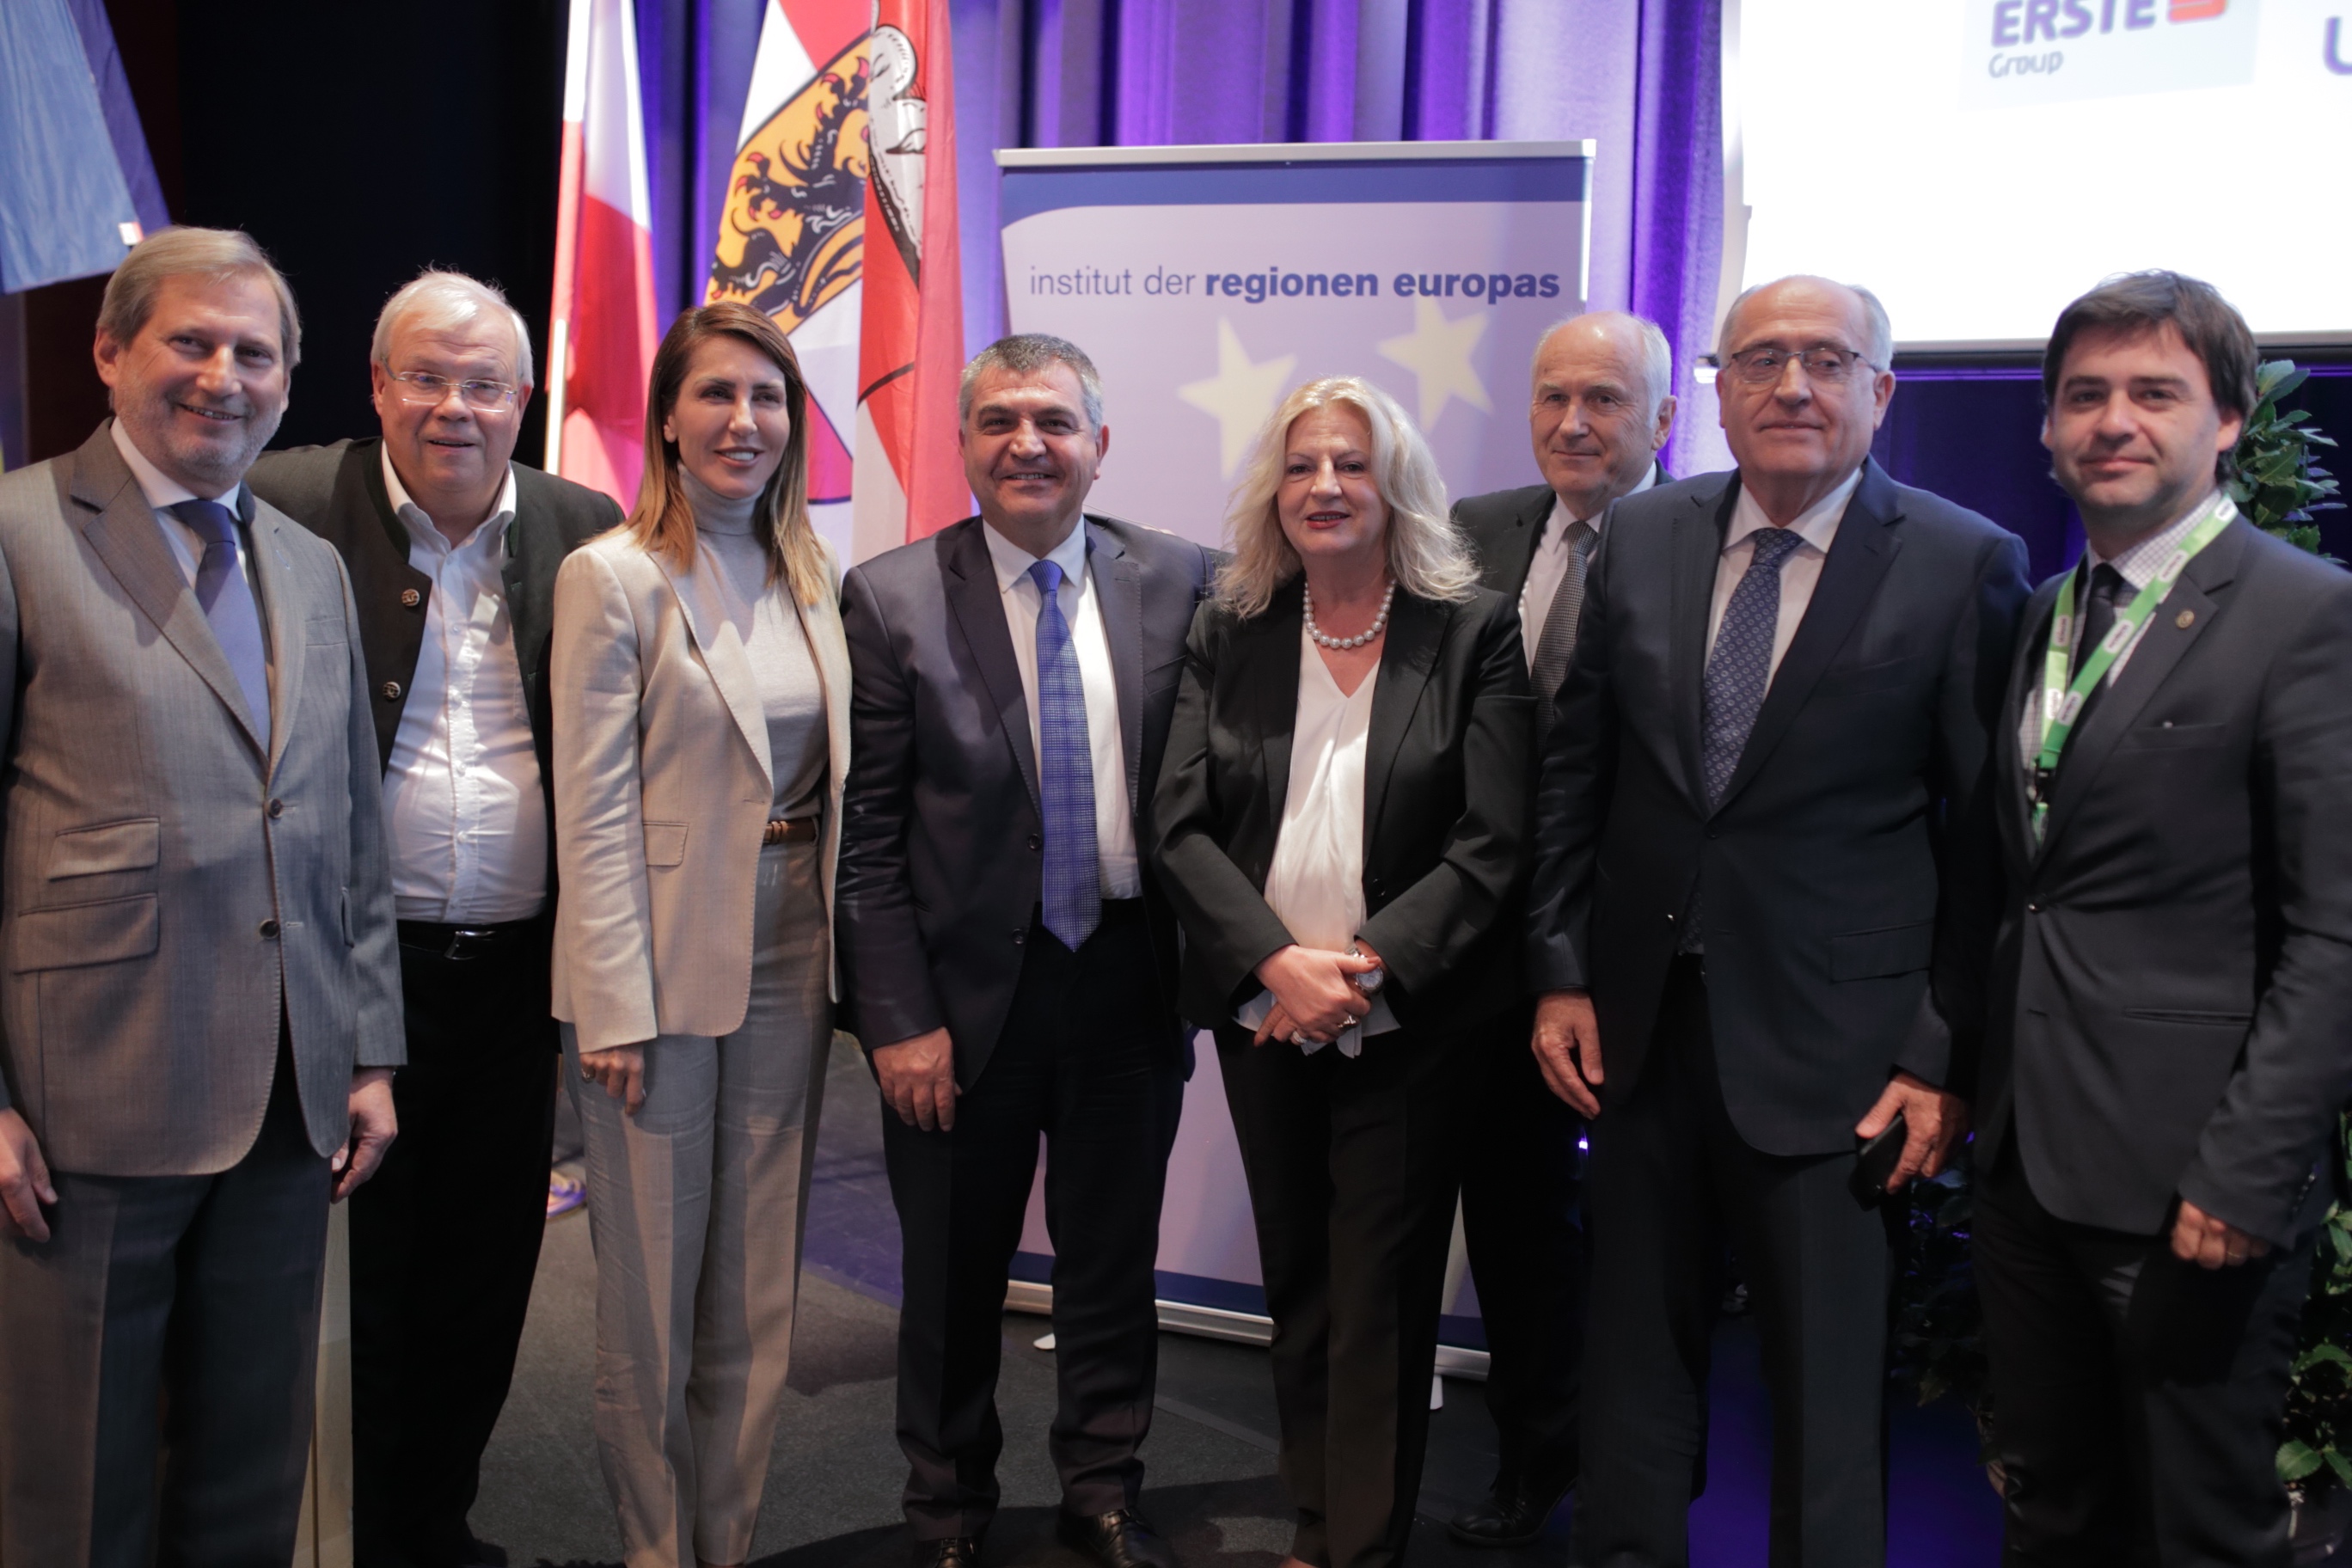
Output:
[1000, 139, 1592, 1362]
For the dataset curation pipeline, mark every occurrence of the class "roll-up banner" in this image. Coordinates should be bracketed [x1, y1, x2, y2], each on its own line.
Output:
[995, 141, 1594, 1365]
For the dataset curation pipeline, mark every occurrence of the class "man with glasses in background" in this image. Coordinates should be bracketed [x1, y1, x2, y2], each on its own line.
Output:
[250, 269, 620, 1568]
[1523, 276, 2028, 1565]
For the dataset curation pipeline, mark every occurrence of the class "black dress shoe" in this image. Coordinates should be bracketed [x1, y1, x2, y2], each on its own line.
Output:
[458, 1536, 509, 1568]
[1056, 1508, 1175, 1568]
[913, 1536, 983, 1568]
[1447, 1473, 1574, 1548]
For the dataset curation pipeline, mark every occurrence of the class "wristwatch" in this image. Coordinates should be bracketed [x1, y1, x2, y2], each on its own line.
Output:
[1350, 944, 1385, 995]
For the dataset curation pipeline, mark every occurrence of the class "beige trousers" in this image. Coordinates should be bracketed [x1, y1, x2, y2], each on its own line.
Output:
[563, 839, 831, 1568]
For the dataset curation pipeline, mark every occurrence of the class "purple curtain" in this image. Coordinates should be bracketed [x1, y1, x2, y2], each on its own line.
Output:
[952, 0, 1723, 477]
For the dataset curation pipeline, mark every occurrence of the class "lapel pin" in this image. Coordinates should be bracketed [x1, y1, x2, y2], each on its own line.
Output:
[2176, 609, 2196, 628]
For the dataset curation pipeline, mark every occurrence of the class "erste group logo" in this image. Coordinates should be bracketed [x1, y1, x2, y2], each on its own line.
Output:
[1964, 0, 2261, 105]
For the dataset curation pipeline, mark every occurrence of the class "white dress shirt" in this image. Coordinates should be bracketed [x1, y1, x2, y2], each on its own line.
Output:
[1520, 463, 1658, 671]
[2017, 487, 2220, 767]
[379, 450, 548, 923]
[1706, 465, 1865, 682]
[1235, 622, 1398, 1056]
[982, 520, 1140, 899]
[110, 420, 250, 595]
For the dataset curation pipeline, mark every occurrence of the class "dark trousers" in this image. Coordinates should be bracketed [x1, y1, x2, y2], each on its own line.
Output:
[0, 1044, 331, 1568]
[1216, 1015, 1476, 1568]
[1975, 1145, 2311, 1567]
[352, 919, 557, 1568]
[1576, 957, 1898, 1568]
[1458, 1004, 1587, 1493]
[884, 901, 1185, 1540]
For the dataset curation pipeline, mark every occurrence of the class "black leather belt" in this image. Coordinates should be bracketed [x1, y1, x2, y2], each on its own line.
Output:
[763, 817, 818, 845]
[397, 916, 543, 961]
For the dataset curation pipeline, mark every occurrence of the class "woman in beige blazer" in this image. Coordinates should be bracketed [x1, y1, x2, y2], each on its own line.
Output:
[549, 303, 850, 1568]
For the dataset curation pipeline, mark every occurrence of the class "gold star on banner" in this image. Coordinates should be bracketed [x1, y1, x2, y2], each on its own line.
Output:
[1377, 297, 1492, 431]
[1179, 318, 1298, 477]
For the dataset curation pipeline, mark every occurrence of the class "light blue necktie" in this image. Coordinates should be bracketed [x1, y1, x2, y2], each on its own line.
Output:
[171, 498, 272, 746]
[1028, 558, 1100, 950]
[1684, 525, 1804, 952]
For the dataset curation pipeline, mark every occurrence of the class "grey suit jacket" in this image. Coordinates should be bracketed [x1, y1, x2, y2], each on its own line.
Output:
[1979, 518, 2352, 1247]
[0, 424, 403, 1175]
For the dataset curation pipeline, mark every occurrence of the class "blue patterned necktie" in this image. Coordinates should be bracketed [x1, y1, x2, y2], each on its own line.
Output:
[1683, 526, 1804, 954]
[1028, 558, 1100, 950]
[170, 498, 272, 744]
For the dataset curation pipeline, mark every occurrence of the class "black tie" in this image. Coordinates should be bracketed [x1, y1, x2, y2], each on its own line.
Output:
[2067, 563, 2127, 740]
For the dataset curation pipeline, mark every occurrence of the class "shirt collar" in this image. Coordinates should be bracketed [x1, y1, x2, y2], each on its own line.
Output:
[1544, 461, 1660, 544]
[983, 516, 1091, 595]
[382, 444, 517, 554]
[111, 419, 242, 513]
[2085, 487, 2221, 592]
[1724, 463, 1862, 559]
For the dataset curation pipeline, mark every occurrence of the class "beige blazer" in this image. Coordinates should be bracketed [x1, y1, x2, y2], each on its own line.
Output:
[549, 527, 851, 1050]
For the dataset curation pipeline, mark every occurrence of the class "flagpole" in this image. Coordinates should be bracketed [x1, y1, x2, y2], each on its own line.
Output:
[544, 0, 593, 473]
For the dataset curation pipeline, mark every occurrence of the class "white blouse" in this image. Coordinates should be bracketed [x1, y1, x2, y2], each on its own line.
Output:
[1235, 621, 1400, 1057]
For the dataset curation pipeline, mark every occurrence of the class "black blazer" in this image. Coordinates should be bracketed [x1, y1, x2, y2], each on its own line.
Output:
[1153, 579, 1533, 1031]
[247, 438, 621, 781]
[835, 514, 1216, 1083]
[1978, 519, 2352, 1248]
[1450, 466, 1666, 600]
[1526, 459, 2030, 1155]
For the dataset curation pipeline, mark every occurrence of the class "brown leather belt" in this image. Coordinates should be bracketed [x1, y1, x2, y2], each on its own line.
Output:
[763, 817, 818, 845]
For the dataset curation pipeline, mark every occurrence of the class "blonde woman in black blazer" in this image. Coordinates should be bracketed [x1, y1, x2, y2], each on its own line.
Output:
[1154, 376, 1531, 1568]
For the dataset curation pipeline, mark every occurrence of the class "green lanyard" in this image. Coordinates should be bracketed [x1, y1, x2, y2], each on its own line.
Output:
[2029, 492, 2235, 842]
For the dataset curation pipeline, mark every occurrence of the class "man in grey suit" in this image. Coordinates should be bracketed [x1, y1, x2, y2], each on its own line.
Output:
[1975, 272, 2352, 1565]
[0, 227, 404, 1565]
[837, 334, 1215, 1568]
[1528, 276, 2028, 1565]
[1443, 310, 1675, 1548]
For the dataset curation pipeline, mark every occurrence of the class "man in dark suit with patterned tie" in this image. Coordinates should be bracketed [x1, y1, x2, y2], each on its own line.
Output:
[836, 335, 1216, 1568]
[1445, 310, 1675, 1547]
[1525, 277, 2029, 1566]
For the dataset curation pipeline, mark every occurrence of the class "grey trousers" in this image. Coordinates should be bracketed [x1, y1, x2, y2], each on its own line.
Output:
[0, 1052, 330, 1568]
[564, 839, 831, 1568]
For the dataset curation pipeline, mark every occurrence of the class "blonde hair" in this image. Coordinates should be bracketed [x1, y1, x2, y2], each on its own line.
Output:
[627, 303, 827, 605]
[1214, 376, 1479, 618]
[98, 226, 301, 368]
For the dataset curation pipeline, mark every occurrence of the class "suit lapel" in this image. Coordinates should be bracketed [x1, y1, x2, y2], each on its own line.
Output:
[1669, 478, 1735, 811]
[655, 542, 774, 789]
[70, 428, 267, 756]
[1255, 583, 1307, 824]
[248, 501, 308, 779]
[1491, 487, 1553, 597]
[2033, 524, 2241, 861]
[1087, 520, 1145, 807]
[1711, 462, 1902, 815]
[792, 570, 854, 804]
[1363, 591, 1442, 858]
[942, 522, 1041, 811]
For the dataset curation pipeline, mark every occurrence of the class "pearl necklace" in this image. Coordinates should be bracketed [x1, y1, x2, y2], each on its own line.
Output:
[1302, 579, 1397, 651]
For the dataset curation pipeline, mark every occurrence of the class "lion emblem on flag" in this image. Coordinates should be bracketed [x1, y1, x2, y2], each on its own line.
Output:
[706, 40, 868, 332]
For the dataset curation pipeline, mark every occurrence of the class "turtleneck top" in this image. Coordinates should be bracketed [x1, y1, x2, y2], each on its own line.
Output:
[683, 469, 827, 819]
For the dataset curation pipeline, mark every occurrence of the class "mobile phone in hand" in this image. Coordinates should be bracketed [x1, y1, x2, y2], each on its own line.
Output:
[1848, 1111, 1908, 1208]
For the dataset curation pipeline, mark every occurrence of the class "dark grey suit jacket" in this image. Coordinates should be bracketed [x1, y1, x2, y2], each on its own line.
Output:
[1449, 466, 1666, 602]
[1526, 459, 2030, 1155]
[1978, 518, 2352, 1247]
[835, 514, 1216, 1083]
[0, 424, 404, 1173]
[247, 438, 622, 781]
[1153, 581, 1532, 1031]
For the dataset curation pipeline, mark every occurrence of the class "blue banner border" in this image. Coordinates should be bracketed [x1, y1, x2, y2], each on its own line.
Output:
[1000, 156, 1590, 226]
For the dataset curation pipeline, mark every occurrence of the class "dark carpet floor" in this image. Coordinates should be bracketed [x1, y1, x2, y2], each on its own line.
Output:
[471, 1037, 2001, 1567]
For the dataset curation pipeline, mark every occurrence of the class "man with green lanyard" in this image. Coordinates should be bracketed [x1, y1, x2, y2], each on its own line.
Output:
[1973, 270, 2352, 1565]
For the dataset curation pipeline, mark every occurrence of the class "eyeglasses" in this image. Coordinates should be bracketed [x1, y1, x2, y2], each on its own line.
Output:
[1713, 345, 1878, 387]
[387, 370, 518, 411]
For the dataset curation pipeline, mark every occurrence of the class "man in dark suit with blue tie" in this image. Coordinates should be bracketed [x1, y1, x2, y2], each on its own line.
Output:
[836, 335, 1216, 1568]
[1974, 272, 2352, 1565]
[1445, 309, 1675, 1547]
[1525, 276, 2029, 1566]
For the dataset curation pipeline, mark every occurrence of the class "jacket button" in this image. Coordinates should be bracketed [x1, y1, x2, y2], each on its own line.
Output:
[400, 587, 422, 609]
[1027, 834, 1042, 852]
[1012, 929, 1026, 946]
[267, 799, 285, 818]
[380, 680, 403, 701]
[259, 918, 280, 939]
[2026, 902, 2041, 913]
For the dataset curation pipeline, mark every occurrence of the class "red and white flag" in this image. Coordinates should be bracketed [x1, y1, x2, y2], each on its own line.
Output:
[852, 0, 965, 556]
[546, 0, 662, 509]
